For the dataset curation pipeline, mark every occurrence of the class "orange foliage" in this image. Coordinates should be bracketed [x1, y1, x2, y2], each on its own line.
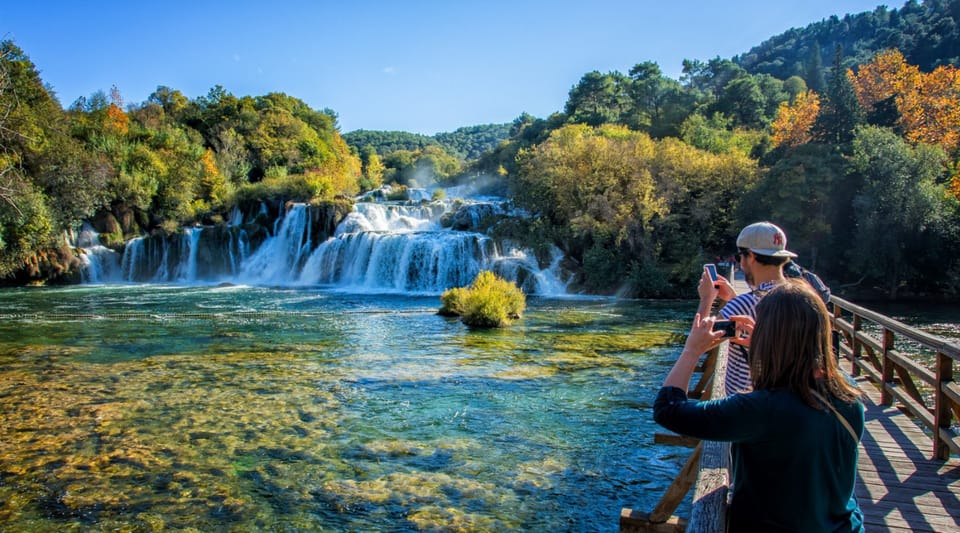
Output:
[200, 148, 219, 179]
[850, 49, 919, 111]
[771, 90, 820, 148]
[851, 48, 960, 154]
[906, 65, 960, 152]
[105, 103, 129, 135]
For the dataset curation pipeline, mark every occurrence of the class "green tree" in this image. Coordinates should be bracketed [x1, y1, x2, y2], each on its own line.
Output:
[738, 143, 845, 271]
[804, 41, 827, 94]
[848, 126, 950, 297]
[625, 61, 685, 136]
[714, 76, 766, 128]
[565, 71, 630, 126]
[815, 44, 863, 145]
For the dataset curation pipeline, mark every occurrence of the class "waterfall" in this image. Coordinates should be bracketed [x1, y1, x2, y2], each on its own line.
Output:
[71, 223, 122, 283]
[84, 191, 571, 295]
[297, 200, 569, 295]
[239, 204, 312, 284]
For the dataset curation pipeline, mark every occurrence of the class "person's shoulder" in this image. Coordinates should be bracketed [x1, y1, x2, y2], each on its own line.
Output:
[721, 292, 757, 316]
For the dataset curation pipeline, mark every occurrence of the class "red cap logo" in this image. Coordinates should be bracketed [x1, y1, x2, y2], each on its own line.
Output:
[773, 233, 784, 246]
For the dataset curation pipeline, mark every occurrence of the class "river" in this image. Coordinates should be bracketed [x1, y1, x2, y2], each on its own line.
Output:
[0, 284, 697, 531]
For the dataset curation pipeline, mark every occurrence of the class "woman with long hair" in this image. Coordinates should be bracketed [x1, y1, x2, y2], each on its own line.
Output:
[654, 279, 864, 531]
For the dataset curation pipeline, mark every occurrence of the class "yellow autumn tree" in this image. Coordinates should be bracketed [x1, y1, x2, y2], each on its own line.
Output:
[851, 48, 960, 155]
[905, 64, 960, 153]
[850, 49, 919, 112]
[198, 148, 229, 209]
[771, 90, 820, 148]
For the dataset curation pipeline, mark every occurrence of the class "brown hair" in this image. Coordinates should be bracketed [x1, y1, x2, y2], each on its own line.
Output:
[750, 279, 861, 406]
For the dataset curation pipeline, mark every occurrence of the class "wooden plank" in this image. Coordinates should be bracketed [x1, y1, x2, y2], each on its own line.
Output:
[829, 296, 960, 361]
[687, 342, 730, 533]
[887, 348, 936, 386]
[884, 383, 935, 430]
[649, 443, 702, 522]
[654, 432, 699, 448]
[619, 509, 686, 533]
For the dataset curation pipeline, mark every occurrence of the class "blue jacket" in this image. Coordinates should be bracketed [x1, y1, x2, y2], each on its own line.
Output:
[654, 386, 865, 532]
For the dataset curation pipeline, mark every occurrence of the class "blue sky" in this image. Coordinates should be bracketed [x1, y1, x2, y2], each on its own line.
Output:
[6, 1, 887, 135]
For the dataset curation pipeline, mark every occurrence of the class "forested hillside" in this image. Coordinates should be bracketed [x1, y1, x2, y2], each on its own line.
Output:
[2, 0, 960, 299]
[344, 124, 511, 161]
[736, 0, 960, 91]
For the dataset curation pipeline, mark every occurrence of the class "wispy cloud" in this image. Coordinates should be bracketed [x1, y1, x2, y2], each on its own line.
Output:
[382, 66, 396, 75]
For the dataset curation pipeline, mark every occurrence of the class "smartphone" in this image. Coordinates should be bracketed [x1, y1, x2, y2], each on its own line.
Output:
[712, 319, 736, 338]
[704, 263, 718, 282]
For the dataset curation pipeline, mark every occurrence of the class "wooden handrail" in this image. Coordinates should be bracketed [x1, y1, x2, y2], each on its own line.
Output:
[686, 342, 730, 533]
[829, 295, 960, 460]
[621, 344, 730, 533]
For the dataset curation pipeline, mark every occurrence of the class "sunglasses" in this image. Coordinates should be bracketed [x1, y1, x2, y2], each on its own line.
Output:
[735, 248, 751, 261]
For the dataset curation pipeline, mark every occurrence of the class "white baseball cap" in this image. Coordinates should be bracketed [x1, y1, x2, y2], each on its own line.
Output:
[736, 222, 797, 258]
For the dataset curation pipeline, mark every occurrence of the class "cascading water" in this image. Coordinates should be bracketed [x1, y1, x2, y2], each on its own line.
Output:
[295, 201, 566, 294]
[77, 191, 570, 295]
[71, 223, 122, 283]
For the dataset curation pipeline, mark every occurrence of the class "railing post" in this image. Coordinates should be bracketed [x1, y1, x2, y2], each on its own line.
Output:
[851, 314, 862, 377]
[881, 328, 895, 406]
[933, 351, 953, 460]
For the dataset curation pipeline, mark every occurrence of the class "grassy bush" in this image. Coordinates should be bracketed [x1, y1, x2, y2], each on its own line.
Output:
[439, 271, 526, 328]
[438, 286, 468, 317]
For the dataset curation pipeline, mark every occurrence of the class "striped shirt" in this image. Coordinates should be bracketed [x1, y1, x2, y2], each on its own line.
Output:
[720, 280, 780, 396]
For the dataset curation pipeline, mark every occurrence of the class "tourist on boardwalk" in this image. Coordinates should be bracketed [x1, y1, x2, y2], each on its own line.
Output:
[654, 280, 865, 532]
[698, 221, 795, 395]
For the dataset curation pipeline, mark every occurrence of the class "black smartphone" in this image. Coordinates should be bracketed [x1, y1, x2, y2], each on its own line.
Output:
[705, 263, 718, 282]
[712, 319, 736, 338]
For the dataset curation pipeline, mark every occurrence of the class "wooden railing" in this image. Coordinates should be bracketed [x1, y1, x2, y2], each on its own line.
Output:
[622, 295, 960, 532]
[830, 295, 960, 460]
[620, 344, 730, 533]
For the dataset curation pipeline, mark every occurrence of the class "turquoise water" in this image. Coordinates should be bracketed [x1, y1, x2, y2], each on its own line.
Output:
[0, 285, 694, 531]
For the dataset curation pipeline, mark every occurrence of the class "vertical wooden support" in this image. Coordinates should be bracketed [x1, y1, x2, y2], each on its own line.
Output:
[851, 314, 863, 377]
[933, 350, 953, 460]
[649, 443, 703, 522]
[689, 347, 719, 400]
[881, 328, 895, 406]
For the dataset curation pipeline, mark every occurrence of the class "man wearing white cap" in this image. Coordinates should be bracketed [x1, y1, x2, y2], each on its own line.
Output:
[697, 221, 798, 395]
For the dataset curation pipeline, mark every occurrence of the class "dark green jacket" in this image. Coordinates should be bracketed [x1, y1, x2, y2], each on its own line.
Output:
[654, 386, 864, 532]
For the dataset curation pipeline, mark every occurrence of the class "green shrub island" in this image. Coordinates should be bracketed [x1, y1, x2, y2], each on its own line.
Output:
[439, 271, 526, 328]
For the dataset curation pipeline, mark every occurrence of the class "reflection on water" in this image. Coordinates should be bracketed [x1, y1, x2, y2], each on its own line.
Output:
[0, 285, 694, 531]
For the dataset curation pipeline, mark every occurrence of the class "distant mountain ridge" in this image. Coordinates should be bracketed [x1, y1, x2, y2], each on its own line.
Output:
[344, 123, 511, 161]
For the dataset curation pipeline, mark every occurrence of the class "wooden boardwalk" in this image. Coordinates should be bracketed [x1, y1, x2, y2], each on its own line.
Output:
[855, 376, 960, 532]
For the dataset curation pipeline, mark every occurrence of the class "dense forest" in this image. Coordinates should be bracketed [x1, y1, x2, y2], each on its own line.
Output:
[2, 0, 960, 299]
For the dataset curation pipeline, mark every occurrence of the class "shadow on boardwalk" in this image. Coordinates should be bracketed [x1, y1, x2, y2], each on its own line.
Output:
[855, 377, 960, 532]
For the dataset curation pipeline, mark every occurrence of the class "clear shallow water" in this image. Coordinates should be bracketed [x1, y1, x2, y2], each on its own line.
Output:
[0, 285, 694, 532]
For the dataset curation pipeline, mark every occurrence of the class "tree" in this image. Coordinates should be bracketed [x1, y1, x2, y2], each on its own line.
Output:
[771, 90, 821, 148]
[513, 124, 666, 291]
[851, 48, 960, 156]
[815, 44, 863, 145]
[565, 71, 630, 126]
[358, 145, 384, 191]
[804, 41, 827, 93]
[714, 75, 767, 128]
[850, 49, 918, 130]
[738, 143, 845, 271]
[848, 126, 950, 297]
[625, 61, 684, 136]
